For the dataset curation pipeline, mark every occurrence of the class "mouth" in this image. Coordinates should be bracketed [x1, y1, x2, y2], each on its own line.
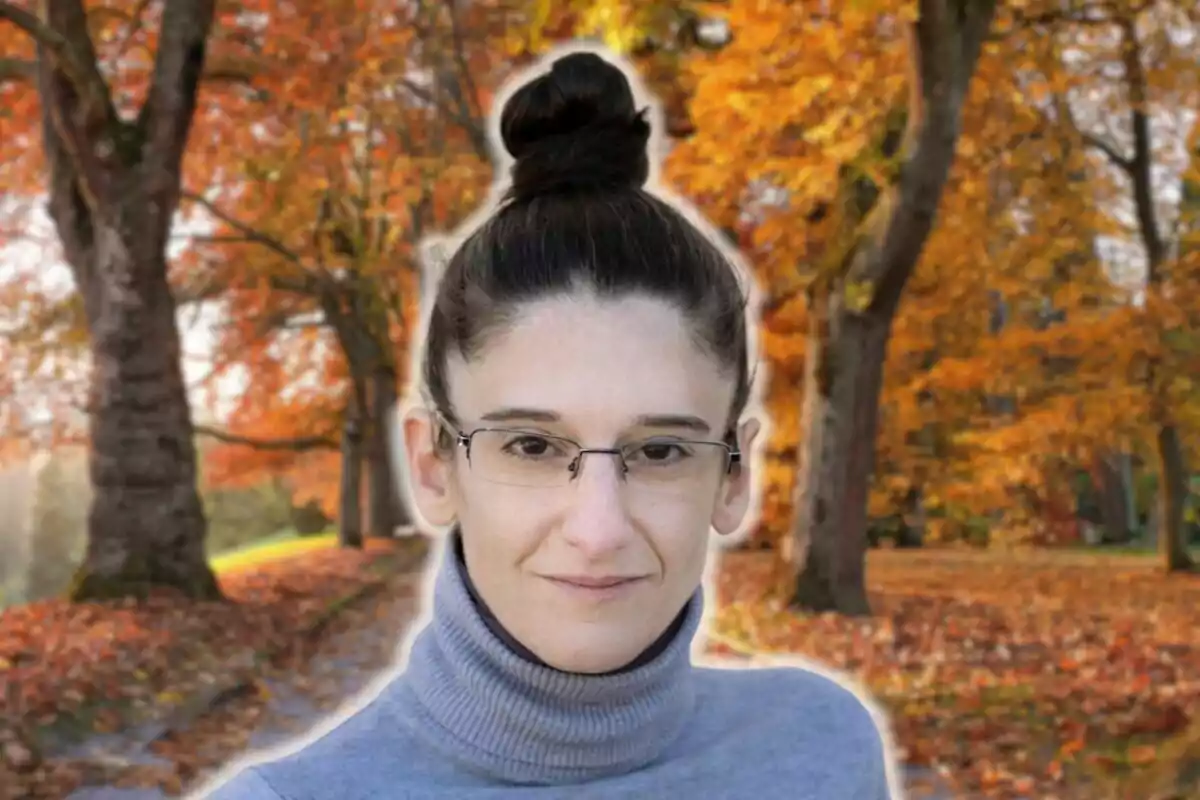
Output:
[542, 575, 648, 592]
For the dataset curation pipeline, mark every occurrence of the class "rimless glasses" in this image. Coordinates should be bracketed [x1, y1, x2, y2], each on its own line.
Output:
[441, 422, 740, 493]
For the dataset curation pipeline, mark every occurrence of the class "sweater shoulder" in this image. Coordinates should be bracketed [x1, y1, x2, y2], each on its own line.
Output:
[690, 659, 896, 795]
[696, 657, 887, 728]
[198, 684, 452, 800]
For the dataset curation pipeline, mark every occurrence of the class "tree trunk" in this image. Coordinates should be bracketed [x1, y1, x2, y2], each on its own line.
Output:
[1157, 424, 1193, 571]
[366, 367, 408, 537]
[339, 416, 364, 549]
[71, 225, 219, 600]
[1093, 451, 1135, 544]
[897, 486, 926, 548]
[3, 0, 222, 601]
[791, 299, 890, 615]
[787, 2, 997, 615]
[1113, 15, 1193, 574]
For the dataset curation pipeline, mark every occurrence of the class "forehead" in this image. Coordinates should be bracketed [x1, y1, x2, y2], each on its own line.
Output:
[446, 293, 734, 432]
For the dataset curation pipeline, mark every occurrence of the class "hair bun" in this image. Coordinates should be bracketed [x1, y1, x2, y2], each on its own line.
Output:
[500, 52, 651, 202]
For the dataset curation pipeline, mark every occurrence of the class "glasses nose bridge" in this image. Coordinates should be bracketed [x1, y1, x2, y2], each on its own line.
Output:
[569, 446, 629, 480]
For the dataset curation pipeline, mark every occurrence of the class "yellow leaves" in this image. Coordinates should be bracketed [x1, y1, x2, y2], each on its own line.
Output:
[802, 107, 851, 146]
[843, 279, 875, 313]
[579, 0, 642, 54]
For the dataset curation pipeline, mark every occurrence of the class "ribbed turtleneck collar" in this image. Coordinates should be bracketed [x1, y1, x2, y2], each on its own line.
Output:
[392, 533, 702, 785]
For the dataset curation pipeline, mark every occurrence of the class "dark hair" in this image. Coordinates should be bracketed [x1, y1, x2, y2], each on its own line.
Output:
[422, 51, 751, 442]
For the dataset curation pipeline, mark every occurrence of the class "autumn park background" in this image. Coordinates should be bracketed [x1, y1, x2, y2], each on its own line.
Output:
[0, 0, 1198, 798]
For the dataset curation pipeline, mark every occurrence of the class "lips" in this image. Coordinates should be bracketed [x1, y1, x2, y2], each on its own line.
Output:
[547, 575, 644, 589]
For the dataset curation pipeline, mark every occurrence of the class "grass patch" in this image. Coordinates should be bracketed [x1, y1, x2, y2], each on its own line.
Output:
[1062, 543, 1200, 559]
[209, 531, 337, 574]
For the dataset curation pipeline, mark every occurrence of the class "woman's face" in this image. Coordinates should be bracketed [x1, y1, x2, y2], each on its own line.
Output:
[403, 292, 759, 674]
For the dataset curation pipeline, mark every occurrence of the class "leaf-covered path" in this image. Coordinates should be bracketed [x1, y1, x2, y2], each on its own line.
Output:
[709, 549, 1200, 799]
[8, 543, 1196, 798]
[0, 538, 428, 800]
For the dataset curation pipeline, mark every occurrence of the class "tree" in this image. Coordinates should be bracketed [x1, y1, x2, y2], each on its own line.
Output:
[1068, 2, 1197, 571]
[339, 413, 364, 548]
[874, 5, 1198, 557]
[185, 0, 500, 538]
[911, 34, 1137, 550]
[526, 1, 1002, 602]
[783, 2, 998, 614]
[0, 0, 223, 600]
[517, 2, 1198, 585]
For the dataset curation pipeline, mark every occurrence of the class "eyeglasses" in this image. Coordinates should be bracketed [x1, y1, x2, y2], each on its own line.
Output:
[444, 424, 740, 492]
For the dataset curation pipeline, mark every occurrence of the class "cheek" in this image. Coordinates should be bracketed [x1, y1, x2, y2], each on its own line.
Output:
[457, 478, 559, 540]
[632, 475, 722, 523]
[633, 494, 716, 561]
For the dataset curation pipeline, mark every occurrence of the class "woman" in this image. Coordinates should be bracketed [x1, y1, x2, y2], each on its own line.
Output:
[204, 47, 897, 800]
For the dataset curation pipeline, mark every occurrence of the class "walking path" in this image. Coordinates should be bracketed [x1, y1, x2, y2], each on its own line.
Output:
[45, 567, 959, 800]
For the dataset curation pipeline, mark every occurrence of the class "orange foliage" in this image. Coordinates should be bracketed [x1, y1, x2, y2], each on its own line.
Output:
[178, 0, 512, 508]
[2, 0, 1197, 536]
[653, 0, 1200, 546]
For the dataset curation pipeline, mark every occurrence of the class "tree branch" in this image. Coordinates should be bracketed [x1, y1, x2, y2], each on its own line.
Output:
[173, 256, 323, 304]
[0, 3, 75, 73]
[1119, 15, 1165, 279]
[1080, 130, 1133, 173]
[867, 0, 1000, 317]
[3, 0, 123, 211]
[180, 191, 309, 267]
[0, 54, 257, 90]
[442, 0, 489, 159]
[136, 0, 216, 235]
[0, 56, 34, 86]
[194, 425, 338, 451]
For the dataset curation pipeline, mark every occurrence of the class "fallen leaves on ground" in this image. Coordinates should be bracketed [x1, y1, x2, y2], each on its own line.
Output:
[709, 549, 1200, 799]
[5, 542, 1196, 799]
[154, 566, 423, 795]
[0, 537, 425, 799]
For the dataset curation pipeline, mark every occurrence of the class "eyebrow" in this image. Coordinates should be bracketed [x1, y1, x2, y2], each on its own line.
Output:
[479, 407, 712, 434]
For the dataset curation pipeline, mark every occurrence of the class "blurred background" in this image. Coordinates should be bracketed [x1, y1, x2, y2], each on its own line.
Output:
[0, 1, 1198, 799]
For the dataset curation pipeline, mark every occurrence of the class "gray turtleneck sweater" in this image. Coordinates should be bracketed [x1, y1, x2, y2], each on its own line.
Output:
[202, 538, 897, 799]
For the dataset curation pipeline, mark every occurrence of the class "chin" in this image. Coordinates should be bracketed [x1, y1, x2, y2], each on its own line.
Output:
[538, 634, 646, 675]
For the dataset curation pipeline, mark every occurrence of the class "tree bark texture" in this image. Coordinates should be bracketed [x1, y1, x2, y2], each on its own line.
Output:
[790, 0, 998, 615]
[326, 284, 410, 541]
[1091, 451, 1135, 544]
[366, 367, 408, 537]
[1157, 425, 1192, 570]
[339, 416, 365, 549]
[1, 0, 221, 600]
[1116, 15, 1193, 573]
[791, 302, 890, 615]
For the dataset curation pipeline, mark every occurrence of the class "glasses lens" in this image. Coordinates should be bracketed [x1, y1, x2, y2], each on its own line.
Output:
[464, 430, 731, 493]
[468, 429, 579, 487]
[621, 439, 729, 491]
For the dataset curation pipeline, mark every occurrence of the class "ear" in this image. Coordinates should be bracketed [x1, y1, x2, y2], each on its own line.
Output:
[397, 407, 459, 529]
[711, 416, 762, 538]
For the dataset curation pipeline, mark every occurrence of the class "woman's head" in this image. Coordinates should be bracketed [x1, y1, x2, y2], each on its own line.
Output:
[402, 49, 761, 674]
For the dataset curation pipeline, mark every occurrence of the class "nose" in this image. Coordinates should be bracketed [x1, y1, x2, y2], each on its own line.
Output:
[560, 451, 637, 558]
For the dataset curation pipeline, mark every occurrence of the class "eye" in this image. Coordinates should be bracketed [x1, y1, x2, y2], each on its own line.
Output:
[626, 440, 690, 465]
[502, 434, 566, 459]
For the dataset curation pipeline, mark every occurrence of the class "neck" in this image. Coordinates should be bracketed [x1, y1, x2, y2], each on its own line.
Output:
[395, 532, 701, 785]
[454, 533, 686, 675]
